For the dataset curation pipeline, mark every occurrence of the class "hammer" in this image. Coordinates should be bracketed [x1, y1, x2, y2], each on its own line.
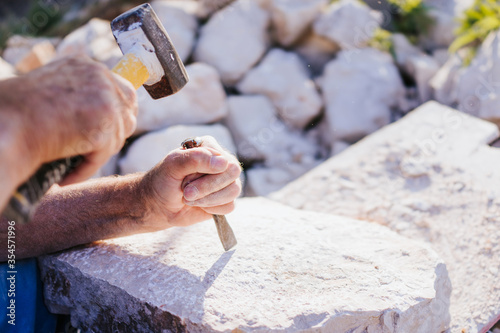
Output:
[2, 3, 188, 224]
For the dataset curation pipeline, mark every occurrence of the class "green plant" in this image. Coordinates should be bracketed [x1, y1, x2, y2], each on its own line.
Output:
[387, 0, 435, 44]
[368, 28, 396, 58]
[449, 0, 500, 54]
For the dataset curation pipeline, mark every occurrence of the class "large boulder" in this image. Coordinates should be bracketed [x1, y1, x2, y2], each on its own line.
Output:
[193, 0, 270, 85]
[272, 101, 500, 333]
[313, 0, 382, 50]
[265, 0, 328, 47]
[151, 1, 198, 62]
[56, 18, 122, 68]
[318, 48, 405, 142]
[119, 124, 236, 175]
[39, 197, 451, 333]
[135, 62, 227, 134]
[454, 30, 500, 123]
[237, 48, 322, 129]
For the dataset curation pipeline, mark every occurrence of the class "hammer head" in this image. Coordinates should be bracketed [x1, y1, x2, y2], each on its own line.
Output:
[111, 3, 189, 99]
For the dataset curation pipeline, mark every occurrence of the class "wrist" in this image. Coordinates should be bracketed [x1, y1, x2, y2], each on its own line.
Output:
[0, 78, 43, 180]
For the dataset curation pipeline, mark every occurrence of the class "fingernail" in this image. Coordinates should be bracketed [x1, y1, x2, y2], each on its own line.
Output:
[210, 156, 227, 170]
[184, 185, 199, 201]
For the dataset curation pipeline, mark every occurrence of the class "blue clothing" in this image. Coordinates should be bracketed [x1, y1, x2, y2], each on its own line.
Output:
[0, 258, 57, 333]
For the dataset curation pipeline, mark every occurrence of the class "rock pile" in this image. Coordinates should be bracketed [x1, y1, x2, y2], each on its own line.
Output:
[2, 0, 493, 196]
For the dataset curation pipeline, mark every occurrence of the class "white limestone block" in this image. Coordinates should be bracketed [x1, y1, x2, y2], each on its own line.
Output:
[56, 18, 122, 68]
[237, 48, 322, 129]
[429, 53, 463, 106]
[392, 34, 440, 102]
[318, 48, 405, 142]
[0, 57, 16, 80]
[135, 62, 227, 134]
[193, 0, 270, 85]
[151, 1, 198, 62]
[266, 0, 328, 46]
[39, 197, 450, 332]
[293, 30, 339, 75]
[313, 0, 382, 49]
[3, 35, 57, 73]
[225, 95, 322, 177]
[454, 30, 500, 122]
[272, 101, 500, 333]
[119, 124, 236, 174]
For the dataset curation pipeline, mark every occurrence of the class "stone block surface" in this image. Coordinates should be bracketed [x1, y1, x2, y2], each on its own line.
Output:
[39, 198, 450, 333]
[272, 101, 500, 333]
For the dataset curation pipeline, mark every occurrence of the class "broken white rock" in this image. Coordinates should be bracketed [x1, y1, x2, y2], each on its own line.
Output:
[225, 95, 321, 164]
[454, 30, 500, 123]
[225, 95, 279, 161]
[319, 48, 405, 142]
[119, 124, 236, 174]
[421, 0, 474, 50]
[56, 18, 122, 68]
[197, 0, 235, 17]
[272, 101, 500, 333]
[225, 95, 323, 195]
[135, 62, 227, 134]
[151, 1, 198, 62]
[313, 0, 382, 49]
[266, 0, 328, 46]
[392, 34, 440, 102]
[293, 30, 339, 76]
[3, 36, 57, 73]
[429, 52, 463, 106]
[193, 0, 270, 85]
[0, 57, 16, 80]
[237, 48, 322, 129]
[39, 197, 451, 333]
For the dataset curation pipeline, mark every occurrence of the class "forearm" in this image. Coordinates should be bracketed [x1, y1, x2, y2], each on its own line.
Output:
[0, 173, 157, 260]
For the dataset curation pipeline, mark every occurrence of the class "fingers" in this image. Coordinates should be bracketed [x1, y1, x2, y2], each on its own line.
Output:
[201, 202, 236, 215]
[164, 147, 229, 181]
[183, 161, 242, 201]
[184, 179, 242, 208]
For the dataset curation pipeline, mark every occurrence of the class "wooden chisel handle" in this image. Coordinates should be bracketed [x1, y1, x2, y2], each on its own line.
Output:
[2, 156, 84, 224]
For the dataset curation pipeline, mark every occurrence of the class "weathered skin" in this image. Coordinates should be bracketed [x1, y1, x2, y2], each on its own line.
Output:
[0, 55, 242, 260]
[0, 55, 137, 211]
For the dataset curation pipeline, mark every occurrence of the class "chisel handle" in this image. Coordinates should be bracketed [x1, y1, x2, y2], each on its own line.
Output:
[2, 156, 84, 224]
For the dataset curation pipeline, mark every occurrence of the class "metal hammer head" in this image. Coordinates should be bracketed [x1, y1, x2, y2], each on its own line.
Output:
[111, 3, 189, 99]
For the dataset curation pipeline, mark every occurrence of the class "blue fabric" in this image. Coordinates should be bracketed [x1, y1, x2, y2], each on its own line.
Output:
[0, 258, 57, 333]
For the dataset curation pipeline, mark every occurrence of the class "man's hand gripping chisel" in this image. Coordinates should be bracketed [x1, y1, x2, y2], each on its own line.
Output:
[2, 3, 189, 224]
[181, 137, 237, 251]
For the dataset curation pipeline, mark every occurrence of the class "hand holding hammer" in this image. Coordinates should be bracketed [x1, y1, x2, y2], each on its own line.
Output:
[2, 4, 188, 224]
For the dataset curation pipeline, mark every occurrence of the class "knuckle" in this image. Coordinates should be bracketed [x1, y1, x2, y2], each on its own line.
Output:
[227, 182, 242, 198]
[226, 162, 242, 179]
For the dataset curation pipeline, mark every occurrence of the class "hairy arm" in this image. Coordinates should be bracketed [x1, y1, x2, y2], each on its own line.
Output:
[0, 136, 242, 261]
[0, 175, 149, 260]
